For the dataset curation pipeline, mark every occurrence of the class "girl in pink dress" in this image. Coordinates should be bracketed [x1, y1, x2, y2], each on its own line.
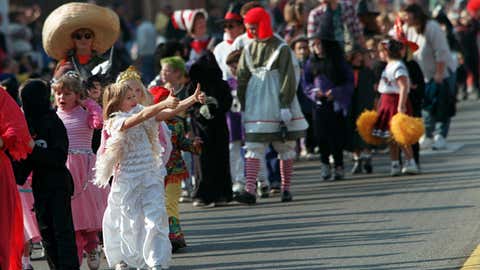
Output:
[18, 176, 41, 270]
[52, 71, 106, 269]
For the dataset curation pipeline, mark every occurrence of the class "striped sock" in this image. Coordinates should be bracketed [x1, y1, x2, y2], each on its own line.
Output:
[280, 159, 293, 192]
[245, 158, 260, 194]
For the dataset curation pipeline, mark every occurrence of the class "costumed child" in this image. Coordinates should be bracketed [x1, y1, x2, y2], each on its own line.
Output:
[149, 87, 203, 252]
[226, 50, 246, 195]
[171, 9, 214, 65]
[17, 79, 79, 269]
[93, 82, 181, 270]
[17, 176, 41, 270]
[0, 87, 32, 270]
[52, 72, 106, 269]
[150, 56, 206, 252]
[86, 74, 104, 154]
[303, 31, 354, 181]
[373, 39, 419, 176]
[346, 47, 376, 174]
[394, 16, 425, 167]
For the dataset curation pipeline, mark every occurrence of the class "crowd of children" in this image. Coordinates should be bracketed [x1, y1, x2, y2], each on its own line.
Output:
[2, 0, 480, 269]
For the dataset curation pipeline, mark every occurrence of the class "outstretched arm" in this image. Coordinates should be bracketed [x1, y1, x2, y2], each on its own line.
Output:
[123, 91, 179, 130]
[155, 83, 206, 121]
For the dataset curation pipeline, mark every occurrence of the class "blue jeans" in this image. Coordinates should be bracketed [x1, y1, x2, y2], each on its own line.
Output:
[423, 73, 456, 138]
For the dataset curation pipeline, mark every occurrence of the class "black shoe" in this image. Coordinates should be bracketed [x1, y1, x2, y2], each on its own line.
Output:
[363, 157, 373, 174]
[351, 159, 362, 174]
[333, 166, 345, 180]
[281, 190, 293, 202]
[234, 191, 256, 204]
[171, 238, 187, 253]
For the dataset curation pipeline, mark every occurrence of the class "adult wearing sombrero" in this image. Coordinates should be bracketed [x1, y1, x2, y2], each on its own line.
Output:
[42, 2, 120, 81]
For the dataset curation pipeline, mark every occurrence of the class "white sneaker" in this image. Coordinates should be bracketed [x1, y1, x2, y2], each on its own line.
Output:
[178, 190, 191, 203]
[432, 134, 447, 150]
[402, 160, 420, 175]
[115, 261, 129, 270]
[391, 163, 402, 176]
[419, 135, 433, 150]
[87, 250, 100, 270]
[232, 181, 245, 194]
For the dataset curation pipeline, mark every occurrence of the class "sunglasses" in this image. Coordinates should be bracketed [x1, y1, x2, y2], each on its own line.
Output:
[224, 24, 236, 29]
[72, 32, 93, 40]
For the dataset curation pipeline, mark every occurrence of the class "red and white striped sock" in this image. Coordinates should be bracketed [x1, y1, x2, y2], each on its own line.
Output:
[280, 159, 293, 192]
[245, 158, 260, 195]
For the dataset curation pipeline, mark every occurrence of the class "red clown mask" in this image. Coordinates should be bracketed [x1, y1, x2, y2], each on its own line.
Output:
[243, 7, 273, 40]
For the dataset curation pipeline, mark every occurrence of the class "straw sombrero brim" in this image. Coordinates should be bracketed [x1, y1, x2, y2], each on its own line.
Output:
[42, 2, 120, 60]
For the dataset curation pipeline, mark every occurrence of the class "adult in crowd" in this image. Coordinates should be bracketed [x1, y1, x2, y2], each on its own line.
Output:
[134, 16, 157, 84]
[403, 3, 454, 150]
[42, 2, 120, 80]
[236, 7, 308, 204]
[280, 0, 308, 44]
[307, 0, 365, 50]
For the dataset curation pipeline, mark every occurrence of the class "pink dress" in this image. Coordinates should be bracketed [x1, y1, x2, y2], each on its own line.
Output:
[57, 99, 108, 231]
[18, 177, 41, 243]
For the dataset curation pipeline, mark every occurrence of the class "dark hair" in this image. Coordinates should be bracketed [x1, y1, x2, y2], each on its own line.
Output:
[226, 49, 242, 66]
[153, 40, 184, 74]
[311, 39, 347, 85]
[240, 1, 263, 16]
[381, 39, 404, 60]
[404, 4, 429, 34]
[86, 74, 104, 89]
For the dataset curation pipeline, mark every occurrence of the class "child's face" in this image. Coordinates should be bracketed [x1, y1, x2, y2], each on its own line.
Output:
[351, 52, 363, 66]
[192, 14, 207, 37]
[54, 88, 80, 111]
[126, 80, 145, 104]
[119, 89, 137, 112]
[160, 64, 181, 84]
[378, 49, 388, 62]
[312, 38, 323, 57]
[87, 81, 102, 101]
[294, 41, 309, 62]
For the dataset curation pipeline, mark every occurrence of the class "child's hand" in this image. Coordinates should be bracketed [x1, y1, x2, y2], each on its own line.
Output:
[192, 136, 203, 147]
[325, 89, 333, 101]
[165, 90, 179, 109]
[0, 137, 3, 149]
[193, 83, 206, 104]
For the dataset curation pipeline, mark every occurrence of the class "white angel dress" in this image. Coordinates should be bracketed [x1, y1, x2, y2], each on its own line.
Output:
[96, 105, 172, 269]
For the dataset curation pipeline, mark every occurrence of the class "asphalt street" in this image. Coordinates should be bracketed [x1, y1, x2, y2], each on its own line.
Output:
[32, 99, 480, 270]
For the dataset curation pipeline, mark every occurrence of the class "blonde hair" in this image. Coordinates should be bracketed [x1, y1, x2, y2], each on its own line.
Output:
[51, 71, 86, 99]
[102, 83, 132, 119]
[123, 79, 152, 106]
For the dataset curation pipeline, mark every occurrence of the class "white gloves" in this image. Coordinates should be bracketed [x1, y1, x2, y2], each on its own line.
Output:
[280, 108, 292, 123]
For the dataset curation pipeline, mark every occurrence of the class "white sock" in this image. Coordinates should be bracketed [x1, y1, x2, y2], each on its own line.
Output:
[22, 256, 30, 266]
[391, 160, 400, 166]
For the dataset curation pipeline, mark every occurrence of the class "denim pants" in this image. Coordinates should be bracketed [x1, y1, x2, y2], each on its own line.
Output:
[423, 73, 456, 139]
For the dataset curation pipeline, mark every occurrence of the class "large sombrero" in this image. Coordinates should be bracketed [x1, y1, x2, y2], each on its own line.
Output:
[42, 2, 120, 60]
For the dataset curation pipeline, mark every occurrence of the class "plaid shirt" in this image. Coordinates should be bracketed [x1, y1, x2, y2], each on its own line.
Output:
[307, 0, 363, 43]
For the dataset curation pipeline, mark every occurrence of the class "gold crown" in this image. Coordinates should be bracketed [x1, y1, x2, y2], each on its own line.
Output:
[116, 66, 142, 84]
